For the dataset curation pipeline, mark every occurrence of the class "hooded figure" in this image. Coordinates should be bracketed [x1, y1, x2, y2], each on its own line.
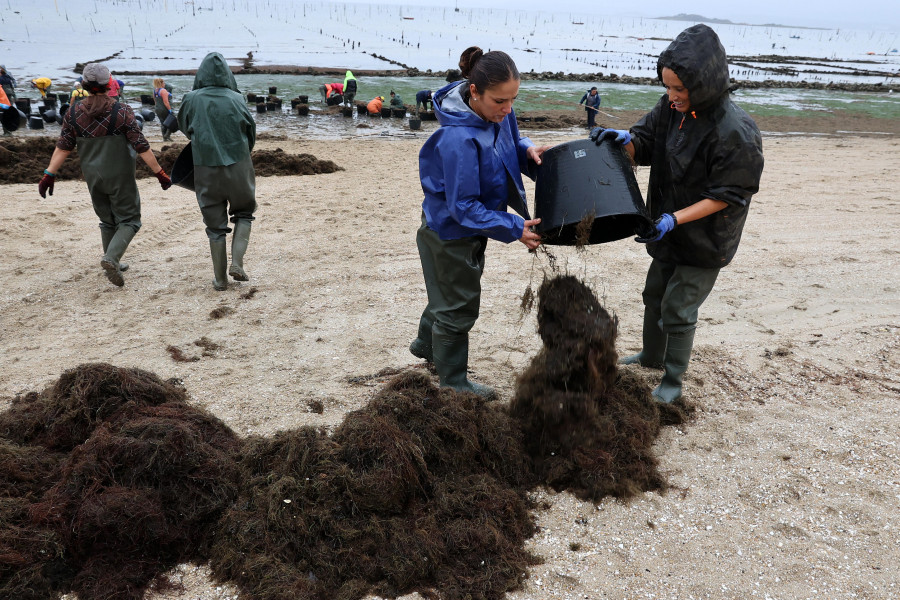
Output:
[178, 52, 257, 291]
[342, 70, 357, 106]
[596, 24, 764, 403]
[412, 47, 546, 399]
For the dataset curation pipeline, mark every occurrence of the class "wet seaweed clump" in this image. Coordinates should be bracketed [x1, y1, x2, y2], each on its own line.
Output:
[0, 363, 242, 600]
[511, 275, 680, 501]
[210, 371, 539, 600]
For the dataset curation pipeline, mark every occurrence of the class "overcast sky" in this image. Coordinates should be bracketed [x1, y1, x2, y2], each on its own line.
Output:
[346, 0, 899, 31]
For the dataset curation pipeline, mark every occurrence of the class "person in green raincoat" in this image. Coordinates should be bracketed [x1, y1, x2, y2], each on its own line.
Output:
[177, 52, 257, 292]
[38, 63, 172, 287]
[342, 70, 357, 107]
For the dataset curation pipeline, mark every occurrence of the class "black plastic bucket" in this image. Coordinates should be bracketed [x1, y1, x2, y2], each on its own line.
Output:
[409, 117, 421, 130]
[419, 110, 437, 121]
[298, 95, 308, 104]
[247, 93, 257, 103]
[15, 98, 31, 113]
[265, 102, 278, 111]
[41, 108, 58, 123]
[356, 104, 367, 115]
[256, 103, 267, 113]
[391, 107, 407, 118]
[141, 94, 154, 105]
[140, 107, 156, 122]
[380, 107, 391, 118]
[1, 106, 20, 131]
[294, 104, 309, 116]
[28, 115, 44, 129]
[268, 86, 277, 95]
[171, 142, 195, 191]
[43, 96, 58, 109]
[134, 113, 144, 130]
[163, 112, 179, 132]
[534, 139, 651, 245]
[341, 106, 353, 117]
[326, 94, 343, 106]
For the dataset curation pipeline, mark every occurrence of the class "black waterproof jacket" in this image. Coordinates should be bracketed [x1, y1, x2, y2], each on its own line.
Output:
[630, 24, 764, 269]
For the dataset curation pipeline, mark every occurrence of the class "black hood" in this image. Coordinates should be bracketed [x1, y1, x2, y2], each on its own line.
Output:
[657, 24, 730, 111]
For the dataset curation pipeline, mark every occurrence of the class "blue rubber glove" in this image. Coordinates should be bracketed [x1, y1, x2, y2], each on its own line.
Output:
[590, 127, 632, 146]
[635, 213, 676, 243]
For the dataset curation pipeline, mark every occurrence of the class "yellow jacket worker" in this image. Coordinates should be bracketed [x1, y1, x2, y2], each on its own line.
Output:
[31, 77, 52, 97]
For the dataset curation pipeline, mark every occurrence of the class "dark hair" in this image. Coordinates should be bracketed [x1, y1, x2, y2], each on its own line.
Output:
[458, 46, 519, 93]
[83, 80, 110, 95]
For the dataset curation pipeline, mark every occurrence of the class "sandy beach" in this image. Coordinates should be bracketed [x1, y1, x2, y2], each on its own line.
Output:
[2, 118, 899, 599]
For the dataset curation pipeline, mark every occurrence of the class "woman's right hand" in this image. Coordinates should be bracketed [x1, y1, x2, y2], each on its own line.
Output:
[520, 218, 542, 250]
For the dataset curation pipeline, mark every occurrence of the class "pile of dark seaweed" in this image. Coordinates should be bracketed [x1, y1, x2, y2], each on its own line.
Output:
[0, 275, 689, 600]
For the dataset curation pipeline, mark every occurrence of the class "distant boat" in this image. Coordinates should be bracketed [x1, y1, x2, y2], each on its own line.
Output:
[790, 35, 801, 39]
[572, 21, 584, 25]
[402, 16, 414, 20]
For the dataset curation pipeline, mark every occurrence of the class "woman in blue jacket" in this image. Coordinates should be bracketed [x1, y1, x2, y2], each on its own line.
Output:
[594, 24, 764, 403]
[410, 46, 547, 399]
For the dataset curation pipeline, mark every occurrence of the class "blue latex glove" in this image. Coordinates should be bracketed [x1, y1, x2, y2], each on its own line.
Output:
[590, 127, 632, 146]
[635, 213, 676, 243]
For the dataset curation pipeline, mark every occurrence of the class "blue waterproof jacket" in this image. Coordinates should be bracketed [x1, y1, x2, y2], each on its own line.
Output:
[419, 80, 535, 243]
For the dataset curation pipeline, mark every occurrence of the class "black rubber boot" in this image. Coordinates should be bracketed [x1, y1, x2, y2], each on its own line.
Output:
[100, 228, 129, 272]
[100, 227, 136, 287]
[620, 308, 667, 368]
[409, 314, 434, 362]
[432, 332, 497, 400]
[229, 220, 251, 281]
[653, 329, 695, 403]
[209, 239, 228, 291]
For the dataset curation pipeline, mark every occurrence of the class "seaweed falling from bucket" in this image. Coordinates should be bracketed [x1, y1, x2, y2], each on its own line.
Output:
[511, 275, 691, 501]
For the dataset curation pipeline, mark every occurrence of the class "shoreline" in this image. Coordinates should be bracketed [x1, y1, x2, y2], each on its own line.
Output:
[92, 65, 898, 94]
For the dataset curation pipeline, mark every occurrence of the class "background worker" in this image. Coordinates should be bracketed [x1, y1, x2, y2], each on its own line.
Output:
[31, 77, 52, 98]
[70, 82, 89, 105]
[178, 52, 257, 292]
[594, 24, 764, 404]
[319, 82, 344, 102]
[366, 95, 384, 115]
[153, 78, 175, 141]
[389, 90, 403, 108]
[415, 89, 433, 113]
[0, 65, 16, 103]
[412, 46, 548, 398]
[342, 70, 357, 106]
[0, 85, 13, 135]
[38, 62, 172, 287]
[579, 86, 601, 128]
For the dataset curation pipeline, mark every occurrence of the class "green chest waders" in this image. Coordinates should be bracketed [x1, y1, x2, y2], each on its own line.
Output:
[76, 102, 141, 285]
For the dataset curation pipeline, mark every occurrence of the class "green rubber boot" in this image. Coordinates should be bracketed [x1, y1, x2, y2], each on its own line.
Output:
[432, 332, 497, 400]
[100, 228, 129, 272]
[100, 226, 136, 287]
[229, 220, 251, 281]
[652, 329, 696, 403]
[209, 239, 228, 291]
[620, 308, 667, 369]
[409, 314, 434, 362]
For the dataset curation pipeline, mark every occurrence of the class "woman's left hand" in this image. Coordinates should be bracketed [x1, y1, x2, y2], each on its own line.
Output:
[520, 218, 542, 250]
[527, 145, 552, 166]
